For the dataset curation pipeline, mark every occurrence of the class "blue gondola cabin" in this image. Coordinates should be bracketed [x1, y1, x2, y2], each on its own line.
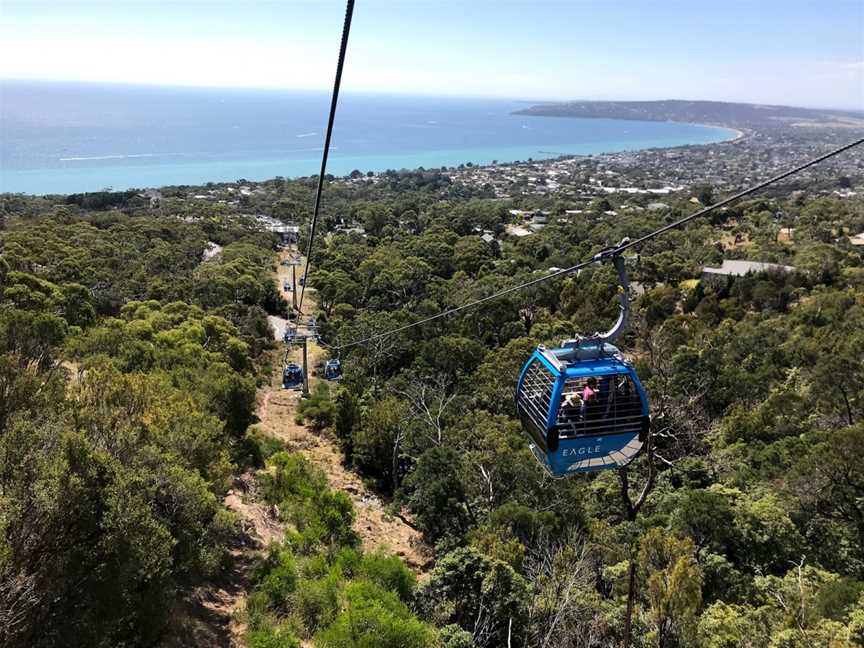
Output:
[282, 363, 304, 389]
[323, 359, 342, 380]
[516, 342, 649, 477]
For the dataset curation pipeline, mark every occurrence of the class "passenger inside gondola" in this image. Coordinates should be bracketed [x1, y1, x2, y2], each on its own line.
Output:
[581, 377, 599, 419]
[553, 373, 645, 438]
[558, 391, 582, 437]
[616, 375, 639, 410]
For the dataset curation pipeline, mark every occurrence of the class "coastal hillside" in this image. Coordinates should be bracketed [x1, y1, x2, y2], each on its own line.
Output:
[3, 0, 863, 645]
[2, 122, 864, 646]
[515, 99, 864, 129]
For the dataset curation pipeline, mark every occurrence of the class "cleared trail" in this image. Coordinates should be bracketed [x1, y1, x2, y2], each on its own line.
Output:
[260, 248, 431, 570]
[185, 474, 285, 647]
[191, 247, 430, 648]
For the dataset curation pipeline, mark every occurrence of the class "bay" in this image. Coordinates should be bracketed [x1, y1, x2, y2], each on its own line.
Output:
[0, 81, 736, 194]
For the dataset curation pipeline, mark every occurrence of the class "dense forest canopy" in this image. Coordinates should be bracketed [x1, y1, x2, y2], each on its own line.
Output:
[0, 208, 285, 645]
[1, 160, 863, 648]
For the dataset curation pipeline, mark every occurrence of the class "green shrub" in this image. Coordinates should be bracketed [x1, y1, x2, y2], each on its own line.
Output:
[296, 383, 336, 430]
[247, 452, 421, 646]
[294, 573, 342, 635]
[315, 490, 358, 548]
[360, 550, 417, 602]
[315, 581, 438, 648]
[247, 625, 301, 648]
[331, 546, 364, 579]
[258, 551, 298, 610]
[439, 625, 472, 648]
[261, 452, 327, 506]
[815, 577, 864, 620]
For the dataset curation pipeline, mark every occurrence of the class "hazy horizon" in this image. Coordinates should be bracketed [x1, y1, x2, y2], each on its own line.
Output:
[3, 78, 862, 114]
[1, 1, 862, 110]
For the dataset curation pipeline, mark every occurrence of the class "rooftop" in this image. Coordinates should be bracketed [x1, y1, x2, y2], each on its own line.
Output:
[702, 259, 795, 276]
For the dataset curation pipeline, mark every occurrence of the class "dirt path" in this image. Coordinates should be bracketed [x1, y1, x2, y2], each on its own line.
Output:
[256, 345, 430, 571]
[260, 248, 431, 571]
[181, 472, 286, 648]
[192, 247, 430, 647]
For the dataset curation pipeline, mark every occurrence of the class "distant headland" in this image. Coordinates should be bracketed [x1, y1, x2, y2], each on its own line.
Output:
[514, 99, 864, 132]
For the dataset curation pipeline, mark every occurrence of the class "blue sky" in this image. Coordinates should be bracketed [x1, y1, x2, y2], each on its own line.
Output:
[1, 0, 862, 108]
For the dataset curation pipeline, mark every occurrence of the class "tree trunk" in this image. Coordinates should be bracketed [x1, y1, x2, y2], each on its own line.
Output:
[618, 434, 656, 648]
[391, 433, 401, 494]
[839, 385, 855, 426]
[622, 555, 637, 648]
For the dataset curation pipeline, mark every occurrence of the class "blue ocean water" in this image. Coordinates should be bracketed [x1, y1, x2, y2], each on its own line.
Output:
[0, 81, 736, 195]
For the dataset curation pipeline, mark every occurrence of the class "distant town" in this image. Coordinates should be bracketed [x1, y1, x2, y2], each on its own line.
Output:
[120, 100, 864, 257]
[448, 99, 864, 203]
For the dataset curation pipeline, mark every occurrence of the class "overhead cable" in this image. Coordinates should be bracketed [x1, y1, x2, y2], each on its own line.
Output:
[297, 0, 355, 315]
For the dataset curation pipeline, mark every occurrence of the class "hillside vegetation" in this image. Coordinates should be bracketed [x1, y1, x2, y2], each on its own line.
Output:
[0, 210, 284, 645]
[1, 168, 863, 648]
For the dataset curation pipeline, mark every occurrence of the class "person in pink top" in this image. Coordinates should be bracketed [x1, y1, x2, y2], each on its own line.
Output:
[581, 377, 599, 419]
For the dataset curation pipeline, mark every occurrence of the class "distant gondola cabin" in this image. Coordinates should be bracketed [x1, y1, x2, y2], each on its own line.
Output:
[282, 363, 304, 389]
[323, 359, 342, 380]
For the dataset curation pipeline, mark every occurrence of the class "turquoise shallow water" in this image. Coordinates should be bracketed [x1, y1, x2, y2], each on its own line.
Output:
[0, 82, 737, 194]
